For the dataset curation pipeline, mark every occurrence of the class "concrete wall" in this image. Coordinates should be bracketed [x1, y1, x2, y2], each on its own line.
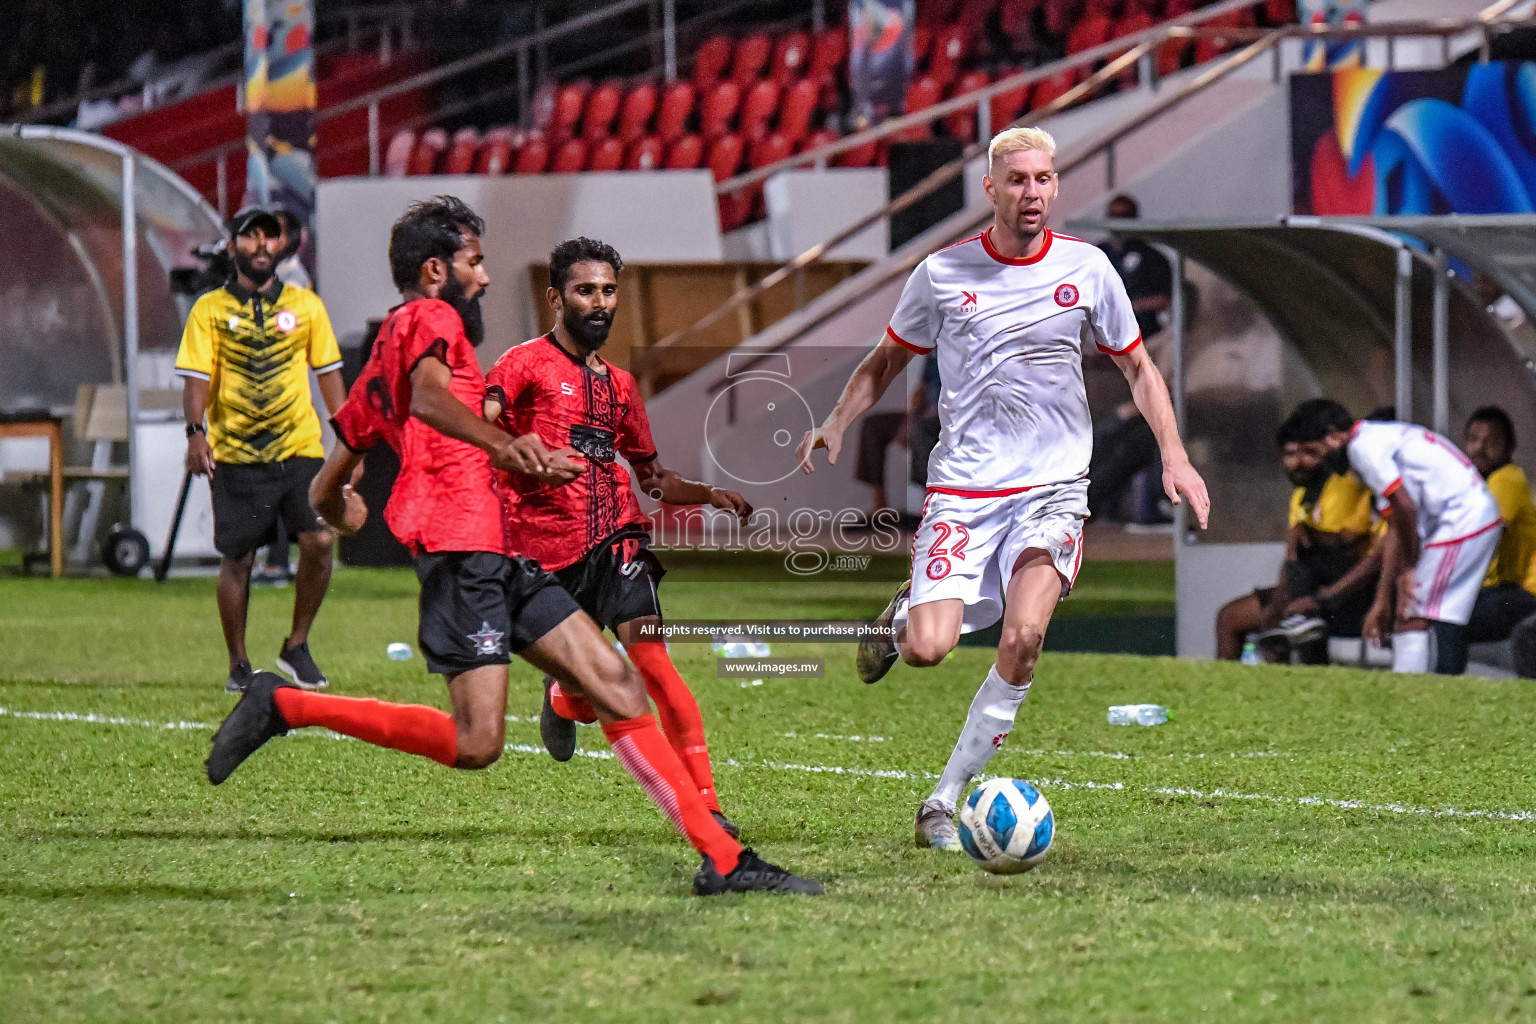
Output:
[315, 171, 725, 365]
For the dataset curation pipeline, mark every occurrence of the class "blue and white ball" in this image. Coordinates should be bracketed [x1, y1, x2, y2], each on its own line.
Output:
[957, 778, 1054, 874]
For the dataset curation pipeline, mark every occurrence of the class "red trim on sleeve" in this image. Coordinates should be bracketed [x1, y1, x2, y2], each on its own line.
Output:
[1381, 477, 1403, 499]
[980, 227, 1053, 266]
[886, 326, 931, 354]
[1348, 420, 1364, 440]
[1096, 334, 1143, 357]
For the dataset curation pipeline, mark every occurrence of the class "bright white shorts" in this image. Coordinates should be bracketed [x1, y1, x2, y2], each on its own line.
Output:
[900, 480, 1088, 634]
[1406, 519, 1501, 626]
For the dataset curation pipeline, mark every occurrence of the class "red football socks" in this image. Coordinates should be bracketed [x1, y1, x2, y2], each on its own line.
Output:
[603, 713, 741, 874]
[626, 642, 721, 811]
[272, 689, 459, 767]
[548, 680, 598, 724]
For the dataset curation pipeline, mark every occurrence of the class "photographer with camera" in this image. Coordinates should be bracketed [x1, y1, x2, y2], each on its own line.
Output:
[174, 207, 346, 694]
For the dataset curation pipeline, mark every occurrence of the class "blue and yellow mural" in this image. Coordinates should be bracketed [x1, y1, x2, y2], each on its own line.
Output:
[242, 0, 316, 235]
[1292, 61, 1536, 216]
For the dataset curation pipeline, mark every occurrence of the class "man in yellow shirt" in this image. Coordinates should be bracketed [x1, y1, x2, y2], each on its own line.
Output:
[1462, 406, 1536, 647]
[1217, 408, 1381, 661]
[176, 208, 347, 694]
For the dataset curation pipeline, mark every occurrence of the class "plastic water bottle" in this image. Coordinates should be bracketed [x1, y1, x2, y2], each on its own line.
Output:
[386, 642, 413, 661]
[1107, 703, 1169, 726]
[1240, 639, 1261, 665]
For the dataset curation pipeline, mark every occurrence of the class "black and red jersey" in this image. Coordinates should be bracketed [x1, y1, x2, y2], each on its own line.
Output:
[330, 298, 505, 556]
[485, 334, 656, 571]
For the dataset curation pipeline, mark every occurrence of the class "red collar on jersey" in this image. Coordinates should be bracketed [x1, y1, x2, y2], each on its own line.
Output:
[981, 227, 1053, 266]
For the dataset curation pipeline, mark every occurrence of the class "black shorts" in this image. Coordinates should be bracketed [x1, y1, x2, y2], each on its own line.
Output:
[210, 457, 326, 558]
[413, 551, 580, 676]
[553, 527, 665, 633]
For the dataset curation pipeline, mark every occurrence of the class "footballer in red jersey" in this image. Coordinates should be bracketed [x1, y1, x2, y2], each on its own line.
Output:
[204, 199, 819, 896]
[484, 237, 753, 837]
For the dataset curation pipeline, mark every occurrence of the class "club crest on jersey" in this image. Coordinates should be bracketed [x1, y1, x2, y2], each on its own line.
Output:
[959, 290, 978, 313]
[1054, 283, 1079, 307]
[275, 310, 298, 333]
[467, 622, 505, 656]
[926, 556, 952, 580]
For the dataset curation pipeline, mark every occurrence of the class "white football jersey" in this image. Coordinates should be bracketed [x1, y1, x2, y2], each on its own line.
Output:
[887, 228, 1141, 494]
[1346, 420, 1499, 543]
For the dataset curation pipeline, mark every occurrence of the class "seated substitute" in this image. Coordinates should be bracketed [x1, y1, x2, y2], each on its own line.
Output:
[1462, 405, 1536, 643]
[1216, 409, 1380, 662]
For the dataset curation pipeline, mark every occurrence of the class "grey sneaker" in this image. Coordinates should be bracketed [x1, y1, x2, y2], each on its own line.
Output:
[857, 580, 909, 684]
[1254, 615, 1328, 659]
[225, 660, 255, 694]
[276, 641, 328, 690]
[915, 798, 962, 851]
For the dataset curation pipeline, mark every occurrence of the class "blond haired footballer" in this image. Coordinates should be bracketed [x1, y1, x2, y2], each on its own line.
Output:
[798, 127, 1211, 849]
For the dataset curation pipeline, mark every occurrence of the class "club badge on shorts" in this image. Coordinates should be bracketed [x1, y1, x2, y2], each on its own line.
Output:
[926, 556, 951, 580]
[468, 622, 505, 656]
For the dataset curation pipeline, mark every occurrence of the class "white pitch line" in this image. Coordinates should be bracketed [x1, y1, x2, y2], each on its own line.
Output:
[4, 704, 1534, 824]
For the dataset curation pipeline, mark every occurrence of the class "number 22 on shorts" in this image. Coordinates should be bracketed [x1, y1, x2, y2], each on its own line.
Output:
[924, 522, 968, 580]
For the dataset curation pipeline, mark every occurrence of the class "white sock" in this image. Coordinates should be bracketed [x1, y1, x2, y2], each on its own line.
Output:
[1392, 630, 1431, 674]
[928, 665, 1031, 811]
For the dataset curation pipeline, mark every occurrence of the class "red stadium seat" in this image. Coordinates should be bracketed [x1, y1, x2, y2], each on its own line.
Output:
[407, 128, 448, 176]
[548, 83, 590, 140]
[693, 35, 733, 84]
[927, 25, 970, 87]
[750, 131, 793, 171]
[1265, 0, 1296, 24]
[912, 26, 933, 68]
[999, 0, 1040, 41]
[730, 33, 773, 82]
[664, 133, 705, 170]
[769, 31, 811, 83]
[989, 80, 1032, 133]
[655, 81, 695, 143]
[514, 134, 550, 174]
[442, 127, 480, 175]
[718, 192, 754, 232]
[1110, 11, 1157, 85]
[586, 136, 624, 172]
[917, 0, 961, 27]
[707, 133, 745, 182]
[798, 127, 840, 155]
[777, 77, 819, 145]
[944, 70, 990, 143]
[896, 75, 941, 141]
[1030, 71, 1076, 113]
[833, 138, 879, 168]
[618, 82, 658, 142]
[624, 135, 666, 170]
[809, 27, 847, 80]
[584, 81, 623, 140]
[958, 0, 1000, 37]
[1195, 9, 1254, 64]
[550, 137, 589, 174]
[700, 80, 742, 140]
[382, 129, 416, 177]
[1067, 12, 1114, 64]
[473, 128, 515, 175]
[738, 78, 780, 143]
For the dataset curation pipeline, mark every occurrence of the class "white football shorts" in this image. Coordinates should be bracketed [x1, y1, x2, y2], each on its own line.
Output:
[1405, 519, 1501, 626]
[900, 479, 1088, 634]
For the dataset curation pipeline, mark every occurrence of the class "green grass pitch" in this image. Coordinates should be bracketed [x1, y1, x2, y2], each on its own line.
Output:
[3, 564, 1536, 1022]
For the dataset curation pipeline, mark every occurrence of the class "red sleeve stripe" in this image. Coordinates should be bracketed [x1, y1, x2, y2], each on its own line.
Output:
[1096, 334, 1143, 357]
[1381, 478, 1403, 499]
[887, 327, 932, 354]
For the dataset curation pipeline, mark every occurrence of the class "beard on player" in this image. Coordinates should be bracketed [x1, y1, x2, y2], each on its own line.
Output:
[231, 243, 276, 288]
[441, 273, 486, 347]
[563, 302, 613, 353]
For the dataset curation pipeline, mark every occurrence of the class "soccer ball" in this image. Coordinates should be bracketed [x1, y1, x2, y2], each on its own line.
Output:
[957, 778, 1054, 874]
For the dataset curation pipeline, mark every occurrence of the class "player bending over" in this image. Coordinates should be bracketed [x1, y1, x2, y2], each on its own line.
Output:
[797, 127, 1210, 850]
[204, 197, 819, 896]
[1297, 399, 1501, 675]
[482, 236, 752, 839]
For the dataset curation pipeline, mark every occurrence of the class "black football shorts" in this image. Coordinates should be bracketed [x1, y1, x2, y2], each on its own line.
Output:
[554, 527, 666, 633]
[413, 551, 580, 676]
[210, 456, 326, 558]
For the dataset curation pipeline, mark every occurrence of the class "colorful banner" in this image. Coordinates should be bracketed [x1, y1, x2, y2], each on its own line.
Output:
[1291, 61, 1536, 216]
[243, 0, 316, 264]
[847, 0, 913, 131]
[1299, 0, 1366, 73]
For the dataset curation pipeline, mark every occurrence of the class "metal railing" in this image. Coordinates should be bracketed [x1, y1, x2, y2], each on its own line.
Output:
[12, 4, 418, 127]
[683, 9, 1530, 379]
